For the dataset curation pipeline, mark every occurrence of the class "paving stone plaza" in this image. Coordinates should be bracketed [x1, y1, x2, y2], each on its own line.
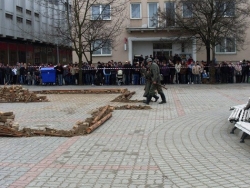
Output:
[1, 84, 250, 188]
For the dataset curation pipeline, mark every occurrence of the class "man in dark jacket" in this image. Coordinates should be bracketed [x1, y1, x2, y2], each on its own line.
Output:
[4, 64, 12, 85]
[220, 61, 228, 83]
[123, 61, 131, 85]
[0, 63, 4, 85]
[96, 62, 104, 85]
[55, 63, 64, 85]
[241, 60, 248, 83]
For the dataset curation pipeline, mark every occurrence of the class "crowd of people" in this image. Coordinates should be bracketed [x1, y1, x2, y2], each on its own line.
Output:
[0, 54, 250, 86]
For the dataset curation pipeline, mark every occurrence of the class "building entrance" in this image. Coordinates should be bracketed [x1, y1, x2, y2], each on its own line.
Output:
[153, 43, 172, 61]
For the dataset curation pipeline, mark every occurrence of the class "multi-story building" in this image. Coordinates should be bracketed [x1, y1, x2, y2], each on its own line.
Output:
[0, 0, 72, 65]
[74, 0, 250, 64]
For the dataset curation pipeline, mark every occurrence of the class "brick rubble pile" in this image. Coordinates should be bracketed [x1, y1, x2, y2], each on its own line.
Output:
[0, 86, 48, 103]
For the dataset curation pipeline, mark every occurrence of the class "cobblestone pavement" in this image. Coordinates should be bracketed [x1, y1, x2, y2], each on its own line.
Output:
[1, 84, 250, 188]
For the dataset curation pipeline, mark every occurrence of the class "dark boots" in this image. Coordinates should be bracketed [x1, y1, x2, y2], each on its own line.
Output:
[143, 95, 152, 105]
[158, 92, 167, 104]
[153, 95, 159, 102]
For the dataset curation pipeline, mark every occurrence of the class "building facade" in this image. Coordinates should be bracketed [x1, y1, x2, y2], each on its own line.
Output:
[0, 0, 72, 66]
[73, 0, 250, 64]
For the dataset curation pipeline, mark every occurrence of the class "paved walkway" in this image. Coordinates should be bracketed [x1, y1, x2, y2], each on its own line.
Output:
[0, 84, 250, 188]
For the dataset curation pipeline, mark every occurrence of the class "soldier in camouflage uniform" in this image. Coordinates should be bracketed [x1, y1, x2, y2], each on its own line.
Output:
[143, 67, 159, 102]
[143, 58, 167, 105]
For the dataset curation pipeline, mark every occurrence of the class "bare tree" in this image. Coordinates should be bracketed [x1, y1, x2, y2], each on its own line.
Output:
[157, 0, 250, 83]
[56, 0, 128, 84]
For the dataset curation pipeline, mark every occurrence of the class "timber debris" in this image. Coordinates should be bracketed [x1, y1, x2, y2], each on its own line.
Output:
[111, 91, 142, 102]
[33, 88, 128, 94]
[0, 104, 150, 137]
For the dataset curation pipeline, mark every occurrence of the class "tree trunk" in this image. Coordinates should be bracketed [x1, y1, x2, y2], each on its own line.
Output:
[78, 53, 83, 85]
[209, 46, 216, 84]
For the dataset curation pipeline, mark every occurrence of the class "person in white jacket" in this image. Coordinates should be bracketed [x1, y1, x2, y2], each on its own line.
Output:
[175, 61, 181, 84]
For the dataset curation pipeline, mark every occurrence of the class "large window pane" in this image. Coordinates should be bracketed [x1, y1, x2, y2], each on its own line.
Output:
[166, 2, 175, 26]
[148, 3, 158, 27]
[183, 2, 192, 18]
[102, 42, 111, 54]
[93, 40, 111, 55]
[102, 5, 111, 20]
[216, 38, 236, 53]
[215, 1, 235, 17]
[131, 3, 141, 19]
[92, 5, 100, 20]
[225, 2, 235, 17]
[226, 38, 235, 52]
[92, 4, 111, 20]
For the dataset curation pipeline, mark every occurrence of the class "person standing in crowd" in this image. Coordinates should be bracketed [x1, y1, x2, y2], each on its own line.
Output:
[234, 62, 242, 83]
[187, 61, 194, 84]
[4, 64, 12, 85]
[143, 58, 167, 105]
[70, 64, 76, 85]
[96, 62, 104, 85]
[160, 62, 170, 85]
[192, 61, 201, 84]
[0, 63, 4, 85]
[241, 60, 248, 83]
[110, 62, 117, 85]
[26, 72, 32, 85]
[84, 63, 90, 85]
[169, 60, 175, 84]
[247, 61, 250, 83]
[62, 65, 69, 85]
[228, 62, 234, 83]
[179, 61, 187, 84]
[103, 62, 111, 85]
[74, 63, 79, 85]
[16, 62, 20, 84]
[55, 63, 64, 86]
[12, 65, 17, 84]
[220, 61, 228, 83]
[132, 62, 140, 85]
[89, 64, 96, 85]
[175, 61, 181, 84]
[34, 67, 41, 85]
[123, 61, 131, 85]
[215, 63, 221, 83]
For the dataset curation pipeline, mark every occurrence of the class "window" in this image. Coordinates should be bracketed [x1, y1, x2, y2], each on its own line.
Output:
[93, 40, 111, 55]
[216, 38, 236, 53]
[165, 1, 175, 26]
[17, 17, 23, 23]
[5, 13, 13, 20]
[215, 1, 235, 17]
[183, 2, 192, 18]
[26, 19, 32, 25]
[26, 9, 32, 15]
[49, 0, 59, 5]
[148, 3, 158, 28]
[130, 3, 141, 19]
[16, 6, 23, 13]
[92, 4, 111, 20]
[35, 13, 39, 18]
